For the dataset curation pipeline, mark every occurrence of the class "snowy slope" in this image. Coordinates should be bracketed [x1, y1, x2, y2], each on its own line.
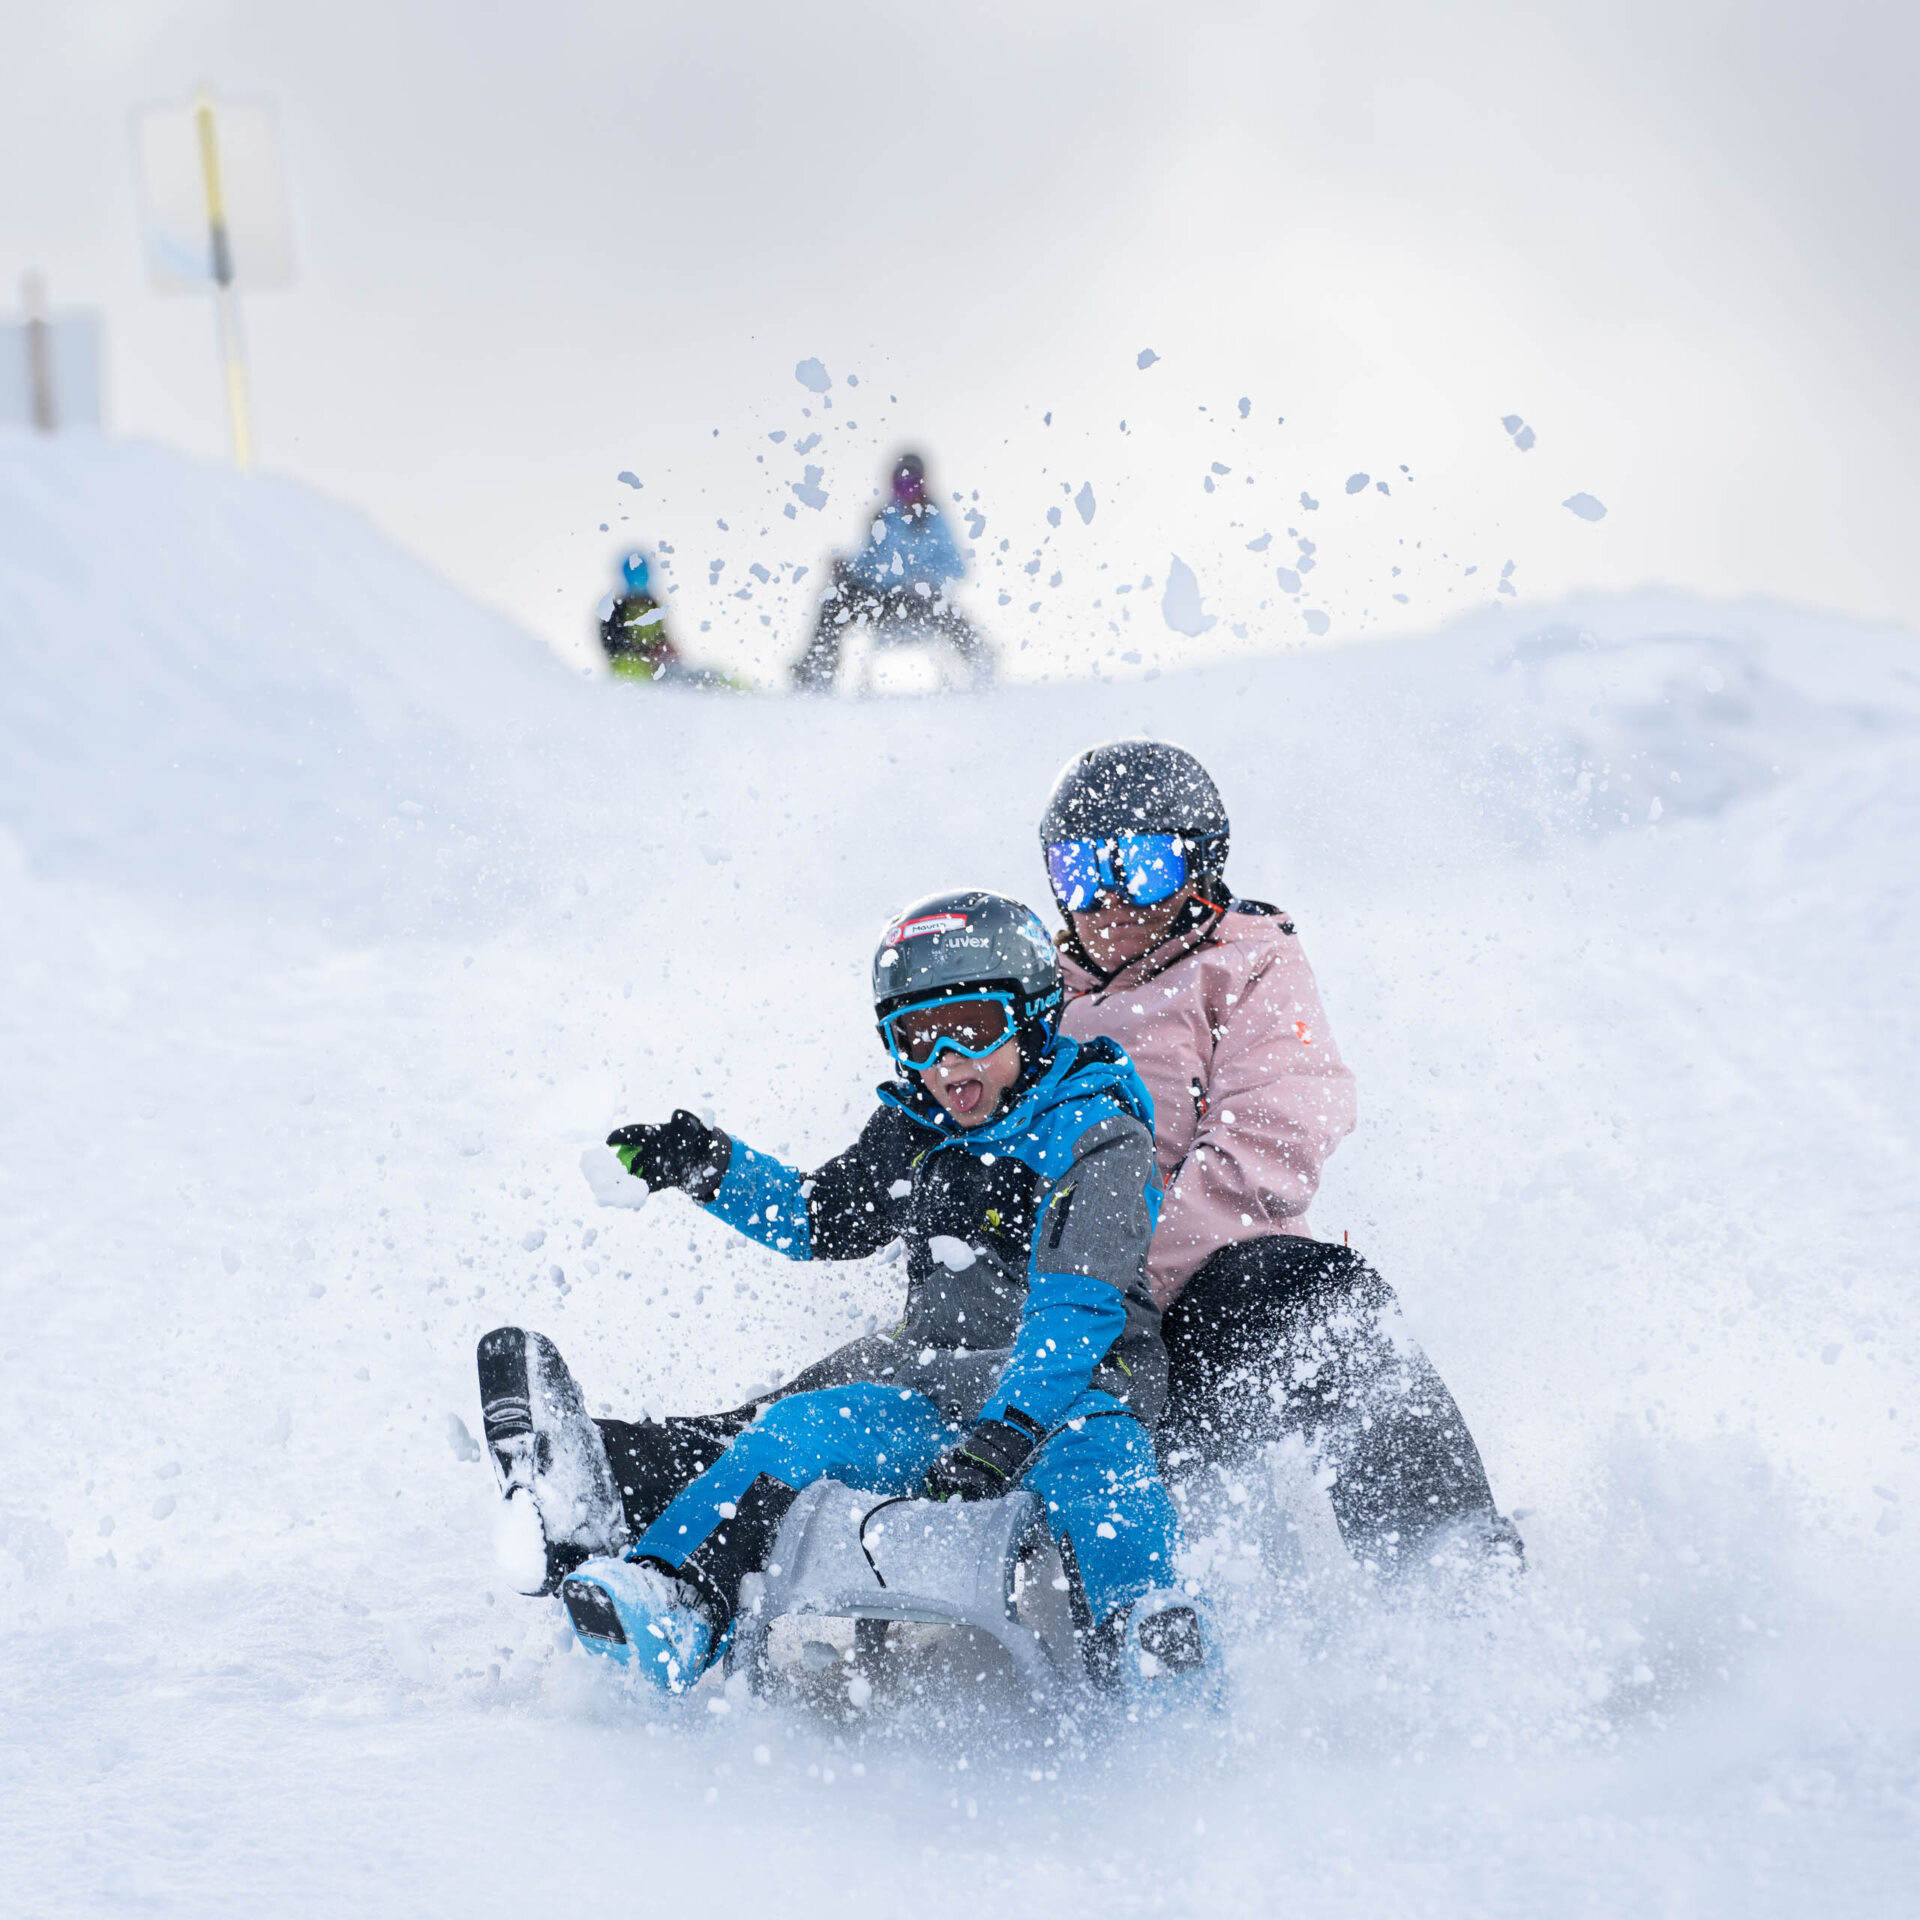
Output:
[3, 436, 1918, 1916]
[0, 433, 574, 931]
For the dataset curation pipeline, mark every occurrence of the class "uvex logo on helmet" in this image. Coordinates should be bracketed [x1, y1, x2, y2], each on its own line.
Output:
[885, 913, 970, 945]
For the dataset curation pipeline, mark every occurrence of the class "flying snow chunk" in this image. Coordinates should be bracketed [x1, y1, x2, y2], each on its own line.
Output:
[794, 358, 832, 393]
[1501, 415, 1537, 452]
[1075, 481, 1096, 525]
[445, 1412, 482, 1463]
[929, 1235, 977, 1272]
[1275, 566, 1301, 594]
[1303, 608, 1330, 636]
[1345, 472, 1370, 494]
[1161, 555, 1217, 637]
[1238, 396, 1251, 418]
[791, 464, 829, 511]
[1245, 532, 1272, 552]
[580, 1144, 649, 1210]
[617, 471, 642, 489]
[1563, 492, 1608, 521]
[1136, 348, 1160, 370]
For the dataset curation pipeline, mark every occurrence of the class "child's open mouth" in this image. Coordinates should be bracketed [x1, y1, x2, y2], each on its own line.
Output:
[940, 1074, 986, 1116]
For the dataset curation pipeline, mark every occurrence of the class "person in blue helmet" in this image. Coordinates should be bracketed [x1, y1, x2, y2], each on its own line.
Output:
[598, 551, 684, 681]
[790, 452, 994, 692]
[475, 890, 1215, 1701]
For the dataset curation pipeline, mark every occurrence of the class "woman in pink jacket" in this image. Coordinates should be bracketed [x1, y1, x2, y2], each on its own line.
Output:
[1041, 740, 1519, 1579]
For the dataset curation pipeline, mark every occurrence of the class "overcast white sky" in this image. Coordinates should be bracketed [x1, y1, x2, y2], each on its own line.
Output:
[4, 1, 1917, 681]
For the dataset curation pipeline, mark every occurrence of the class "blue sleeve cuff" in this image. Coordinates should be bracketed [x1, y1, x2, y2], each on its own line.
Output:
[980, 1268, 1129, 1432]
[704, 1140, 812, 1259]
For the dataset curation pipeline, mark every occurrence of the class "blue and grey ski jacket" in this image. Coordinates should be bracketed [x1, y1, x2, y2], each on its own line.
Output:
[842, 499, 966, 591]
[701, 1036, 1167, 1432]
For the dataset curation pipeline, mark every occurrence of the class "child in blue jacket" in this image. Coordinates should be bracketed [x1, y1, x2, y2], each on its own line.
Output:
[479, 890, 1213, 1699]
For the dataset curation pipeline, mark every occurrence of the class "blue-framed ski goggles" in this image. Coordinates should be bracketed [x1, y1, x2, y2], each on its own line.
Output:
[1044, 832, 1190, 912]
[879, 991, 1016, 1071]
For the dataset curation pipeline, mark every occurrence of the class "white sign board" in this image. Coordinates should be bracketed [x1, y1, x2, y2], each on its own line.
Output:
[0, 314, 103, 429]
[132, 99, 295, 292]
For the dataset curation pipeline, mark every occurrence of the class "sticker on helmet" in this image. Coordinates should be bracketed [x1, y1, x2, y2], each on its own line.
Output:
[890, 913, 970, 943]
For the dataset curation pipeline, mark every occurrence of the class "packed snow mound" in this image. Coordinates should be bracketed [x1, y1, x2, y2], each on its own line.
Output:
[0, 433, 579, 927]
[3, 432, 1918, 1915]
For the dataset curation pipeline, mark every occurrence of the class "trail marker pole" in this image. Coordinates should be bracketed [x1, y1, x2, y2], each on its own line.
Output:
[133, 92, 291, 467]
[194, 96, 254, 470]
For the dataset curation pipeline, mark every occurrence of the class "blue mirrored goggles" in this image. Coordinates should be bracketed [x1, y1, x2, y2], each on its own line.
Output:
[879, 991, 1017, 1071]
[1044, 833, 1190, 912]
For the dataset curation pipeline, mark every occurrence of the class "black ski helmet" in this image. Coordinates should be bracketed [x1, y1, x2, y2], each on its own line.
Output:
[872, 888, 1064, 1065]
[1038, 739, 1230, 901]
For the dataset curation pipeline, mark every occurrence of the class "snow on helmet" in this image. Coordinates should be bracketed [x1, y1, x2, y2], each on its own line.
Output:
[872, 888, 1063, 1064]
[621, 552, 651, 593]
[1039, 739, 1230, 893]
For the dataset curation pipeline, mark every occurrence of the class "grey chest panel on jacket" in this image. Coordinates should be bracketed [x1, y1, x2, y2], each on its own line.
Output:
[1036, 1112, 1159, 1294]
[1037, 1112, 1168, 1425]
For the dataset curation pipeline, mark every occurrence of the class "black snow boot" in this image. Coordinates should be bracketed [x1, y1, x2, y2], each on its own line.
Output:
[477, 1326, 628, 1595]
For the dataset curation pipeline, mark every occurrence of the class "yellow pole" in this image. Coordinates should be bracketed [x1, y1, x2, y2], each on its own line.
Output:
[194, 95, 255, 470]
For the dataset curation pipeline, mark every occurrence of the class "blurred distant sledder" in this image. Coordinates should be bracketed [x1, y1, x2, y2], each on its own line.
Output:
[598, 552, 683, 682]
[790, 452, 995, 693]
[598, 551, 751, 690]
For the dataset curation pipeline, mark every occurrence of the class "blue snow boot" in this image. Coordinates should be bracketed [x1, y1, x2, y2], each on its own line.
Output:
[560, 1557, 717, 1694]
[1115, 1589, 1226, 1715]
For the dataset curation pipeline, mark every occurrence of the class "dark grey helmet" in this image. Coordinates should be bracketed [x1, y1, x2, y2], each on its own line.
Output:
[872, 888, 1063, 1051]
[1039, 738, 1229, 886]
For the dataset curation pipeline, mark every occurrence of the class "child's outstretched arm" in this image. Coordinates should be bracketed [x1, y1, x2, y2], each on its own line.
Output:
[926, 1109, 1162, 1501]
[607, 1106, 918, 1263]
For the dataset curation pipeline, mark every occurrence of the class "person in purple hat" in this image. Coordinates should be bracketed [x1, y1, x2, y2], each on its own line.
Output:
[791, 451, 993, 691]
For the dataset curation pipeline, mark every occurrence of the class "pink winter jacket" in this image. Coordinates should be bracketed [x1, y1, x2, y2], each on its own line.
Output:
[1058, 905, 1358, 1307]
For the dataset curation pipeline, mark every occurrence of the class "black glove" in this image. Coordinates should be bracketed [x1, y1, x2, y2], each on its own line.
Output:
[606, 1110, 731, 1203]
[923, 1414, 1042, 1503]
